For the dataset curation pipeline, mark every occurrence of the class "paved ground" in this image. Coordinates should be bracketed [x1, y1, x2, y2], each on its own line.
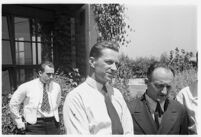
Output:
[128, 78, 147, 99]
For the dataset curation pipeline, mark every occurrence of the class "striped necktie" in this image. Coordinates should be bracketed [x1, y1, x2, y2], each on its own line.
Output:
[102, 85, 123, 134]
[41, 84, 50, 112]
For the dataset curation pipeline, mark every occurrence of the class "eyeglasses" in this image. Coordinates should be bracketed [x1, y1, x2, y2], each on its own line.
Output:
[152, 82, 172, 90]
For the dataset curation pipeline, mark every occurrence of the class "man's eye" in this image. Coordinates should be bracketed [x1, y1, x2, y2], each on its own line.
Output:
[115, 62, 120, 68]
[155, 84, 163, 88]
[105, 60, 113, 65]
[166, 85, 171, 89]
[154, 83, 171, 89]
[47, 73, 54, 76]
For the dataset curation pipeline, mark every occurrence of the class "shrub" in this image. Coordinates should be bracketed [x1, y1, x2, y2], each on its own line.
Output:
[115, 48, 197, 100]
[54, 67, 82, 134]
[2, 94, 17, 134]
[170, 68, 197, 98]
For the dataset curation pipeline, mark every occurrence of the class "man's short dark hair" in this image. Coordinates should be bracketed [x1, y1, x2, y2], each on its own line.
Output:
[39, 61, 54, 72]
[89, 41, 119, 59]
[147, 61, 175, 81]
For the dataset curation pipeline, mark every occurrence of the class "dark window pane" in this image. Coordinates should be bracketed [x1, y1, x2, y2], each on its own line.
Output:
[15, 42, 32, 64]
[16, 69, 37, 86]
[2, 70, 11, 95]
[16, 69, 25, 86]
[15, 17, 30, 41]
[2, 41, 12, 64]
[2, 16, 9, 39]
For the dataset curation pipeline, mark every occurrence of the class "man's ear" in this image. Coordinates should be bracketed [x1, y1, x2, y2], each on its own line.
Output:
[38, 71, 42, 77]
[89, 57, 95, 68]
[144, 78, 149, 85]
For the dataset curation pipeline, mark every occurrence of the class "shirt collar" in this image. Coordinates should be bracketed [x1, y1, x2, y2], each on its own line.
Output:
[145, 93, 165, 112]
[38, 78, 52, 92]
[86, 76, 104, 92]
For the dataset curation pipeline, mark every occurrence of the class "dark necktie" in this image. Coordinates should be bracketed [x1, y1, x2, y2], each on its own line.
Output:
[41, 84, 50, 112]
[154, 101, 163, 129]
[102, 85, 123, 134]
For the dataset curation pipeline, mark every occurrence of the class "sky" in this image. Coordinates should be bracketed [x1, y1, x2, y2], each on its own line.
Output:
[120, 4, 197, 59]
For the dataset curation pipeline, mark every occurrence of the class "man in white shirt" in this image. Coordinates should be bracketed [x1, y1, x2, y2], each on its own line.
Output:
[63, 41, 133, 134]
[9, 61, 61, 134]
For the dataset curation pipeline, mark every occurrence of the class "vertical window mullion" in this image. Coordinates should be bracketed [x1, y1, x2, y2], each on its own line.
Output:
[7, 15, 17, 89]
[29, 18, 33, 65]
[35, 19, 39, 65]
[7, 15, 16, 65]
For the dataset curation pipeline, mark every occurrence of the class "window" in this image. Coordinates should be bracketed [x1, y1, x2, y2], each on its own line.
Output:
[2, 16, 12, 65]
[2, 16, 53, 93]
[14, 17, 42, 65]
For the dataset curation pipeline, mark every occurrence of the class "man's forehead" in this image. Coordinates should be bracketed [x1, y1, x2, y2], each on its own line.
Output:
[101, 48, 118, 56]
[151, 67, 174, 81]
[44, 65, 54, 73]
[153, 67, 172, 74]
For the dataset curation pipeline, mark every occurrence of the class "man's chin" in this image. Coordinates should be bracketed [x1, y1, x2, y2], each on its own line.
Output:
[106, 77, 113, 82]
[157, 96, 167, 102]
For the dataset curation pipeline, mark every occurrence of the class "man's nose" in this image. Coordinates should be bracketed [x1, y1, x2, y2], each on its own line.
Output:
[161, 86, 168, 95]
[111, 63, 117, 71]
[50, 74, 54, 79]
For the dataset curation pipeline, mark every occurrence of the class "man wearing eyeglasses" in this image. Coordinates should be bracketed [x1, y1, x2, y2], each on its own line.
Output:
[128, 62, 188, 134]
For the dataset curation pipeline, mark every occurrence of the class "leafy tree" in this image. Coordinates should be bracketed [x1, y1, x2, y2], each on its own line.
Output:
[161, 47, 195, 73]
[91, 4, 131, 46]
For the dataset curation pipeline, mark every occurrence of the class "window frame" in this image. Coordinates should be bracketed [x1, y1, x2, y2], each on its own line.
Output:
[2, 15, 53, 91]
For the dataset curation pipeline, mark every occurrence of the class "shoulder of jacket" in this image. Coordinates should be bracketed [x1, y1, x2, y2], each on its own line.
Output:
[169, 99, 185, 110]
[127, 97, 142, 113]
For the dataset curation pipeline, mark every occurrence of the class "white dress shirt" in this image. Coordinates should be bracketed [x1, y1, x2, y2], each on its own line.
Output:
[9, 78, 61, 127]
[63, 77, 133, 134]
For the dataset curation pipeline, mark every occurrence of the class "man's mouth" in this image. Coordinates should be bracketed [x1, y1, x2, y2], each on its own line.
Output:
[159, 94, 167, 98]
[107, 72, 113, 76]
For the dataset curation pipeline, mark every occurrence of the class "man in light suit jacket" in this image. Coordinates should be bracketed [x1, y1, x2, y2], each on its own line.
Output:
[128, 62, 188, 134]
[9, 61, 61, 134]
[176, 54, 198, 134]
[176, 80, 197, 134]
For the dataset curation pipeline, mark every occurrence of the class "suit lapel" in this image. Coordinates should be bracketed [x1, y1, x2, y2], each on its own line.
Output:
[158, 100, 178, 134]
[134, 96, 157, 134]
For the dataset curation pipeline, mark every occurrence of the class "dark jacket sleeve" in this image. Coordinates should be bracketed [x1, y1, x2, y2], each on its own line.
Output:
[180, 106, 189, 134]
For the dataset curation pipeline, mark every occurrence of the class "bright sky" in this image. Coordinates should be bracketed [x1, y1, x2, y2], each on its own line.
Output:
[120, 4, 197, 59]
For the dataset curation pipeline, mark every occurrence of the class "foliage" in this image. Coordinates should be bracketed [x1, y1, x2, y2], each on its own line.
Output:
[117, 54, 134, 79]
[91, 4, 132, 46]
[117, 48, 196, 80]
[112, 75, 130, 101]
[114, 48, 197, 100]
[171, 68, 197, 96]
[2, 94, 16, 134]
[53, 67, 82, 134]
[131, 57, 157, 78]
[165, 47, 194, 73]
[117, 54, 157, 79]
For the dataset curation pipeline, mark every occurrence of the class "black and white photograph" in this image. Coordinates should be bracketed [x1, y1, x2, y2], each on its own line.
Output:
[1, 0, 200, 135]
